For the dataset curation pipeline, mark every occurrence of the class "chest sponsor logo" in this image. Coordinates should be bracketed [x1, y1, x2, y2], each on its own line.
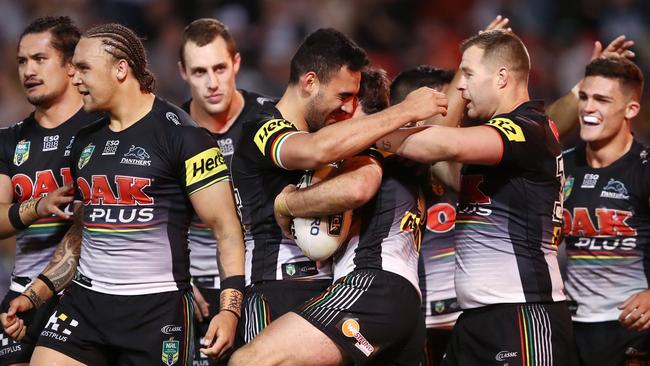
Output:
[102, 140, 120, 155]
[78, 175, 155, 223]
[340, 319, 374, 357]
[600, 178, 629, 200]
[64, 136, 75, 157]
[427, 203, 456, 233]
[254, 119, 295, 154]
[162, 338, 180, 366]
[580, 173, 598, 188]
[185, 148, 227, 187]
[457, 175, 492, 217]
[13, 140, 30, 166]
[120, 145, 151, 166]
[563, 176, 574, 201]
[78, 144, 95, 170]
[487, 117, 525, 142]
[166, 112, 181, 126]
[562, 207, 637, 237]
[12, 168, 73, 202]
[217, 138, 234, 156]
[42, 135, 59, 151]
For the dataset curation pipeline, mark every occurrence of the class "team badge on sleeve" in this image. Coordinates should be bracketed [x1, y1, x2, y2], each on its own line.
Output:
[487, 118, 526, 142]
[78, 144, 95, 170]
[13, 140, 30, 166]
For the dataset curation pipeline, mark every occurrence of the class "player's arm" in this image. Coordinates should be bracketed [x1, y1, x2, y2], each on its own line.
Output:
[278, 87, 448, 170]
[378, 125, 503, 165]
[0, 176, 74, 239]
[0, 203, 83, 341]
[190, 181, 244, 359]
[274, 155, 382, 238]
[547, 35, 635, 137]
[618, 289, 650, 330]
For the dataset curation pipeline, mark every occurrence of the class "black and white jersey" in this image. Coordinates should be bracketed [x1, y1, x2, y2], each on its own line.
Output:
[70, 97, 229, 295]
[418, 173, 460, 328]
[0, 109, 100, 291]
[333, 151, 425, 294]
[562, 141, 650, 322]
[230, 103, 331, 285]
[183, 90, 275, 289]
[455, 101, 566, 309]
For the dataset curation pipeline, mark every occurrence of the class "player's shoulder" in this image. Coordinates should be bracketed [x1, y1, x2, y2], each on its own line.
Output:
[151, 96, 198, 129]
[241, 89, 277, 111]
[74, 115, 109, 141]
[486, 100, 548, 142]
[629, 140, 650, 171]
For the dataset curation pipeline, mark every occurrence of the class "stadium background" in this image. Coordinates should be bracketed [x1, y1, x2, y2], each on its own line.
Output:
[0, 0, 649, 297]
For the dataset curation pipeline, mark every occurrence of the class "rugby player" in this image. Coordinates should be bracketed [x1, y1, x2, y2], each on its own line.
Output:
[562, 57, 650, 365]
[378, 30, 573, 365]
[228, 28, 447, 343]
[230, 67, 429, 365]
[0, 16, 101, 366]
[178, 18, 273, 365]
[4, 23, 245, 365]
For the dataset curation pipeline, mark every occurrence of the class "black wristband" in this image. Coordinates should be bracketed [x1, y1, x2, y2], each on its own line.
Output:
[8, 203, 28, 230]
[37, 274, 56, 295]
[220, 275, 245, 292]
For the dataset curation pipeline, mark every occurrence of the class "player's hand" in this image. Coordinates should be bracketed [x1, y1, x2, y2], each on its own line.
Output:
[590, 35, 635, 61]
[37, 183, 74, 220]
[400, 87, 448, 124]
[0, 295, 33, 341]
[481, 15, 511, 33]
[192, 284, 211, 322]
[200, 310, 238, 360]
[618, 289, 650, 330]
[274, 185, 297, 239]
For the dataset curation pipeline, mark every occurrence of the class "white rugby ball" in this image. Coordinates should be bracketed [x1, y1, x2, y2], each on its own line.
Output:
[291, 165, 353, 261]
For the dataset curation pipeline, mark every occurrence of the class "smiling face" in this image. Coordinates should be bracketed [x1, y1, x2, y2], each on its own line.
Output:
[180, 36, 240, 117]
[71, 37, 119, 112]
[304, 66, 360, 131]
[457, 46, 499, 120]
[17, 32, 72, 107]
[578, 75, 637, 144]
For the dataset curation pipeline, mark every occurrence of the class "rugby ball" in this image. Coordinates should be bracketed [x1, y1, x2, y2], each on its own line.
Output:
[291, 165, 353, 261]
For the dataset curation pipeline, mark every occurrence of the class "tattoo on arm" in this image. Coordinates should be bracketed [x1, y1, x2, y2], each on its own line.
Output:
[42, 207, 83, 292]
[22, 287, 44, 309]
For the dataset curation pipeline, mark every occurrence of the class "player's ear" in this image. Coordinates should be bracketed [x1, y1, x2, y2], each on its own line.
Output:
[624, 100, 640, 120]
[496, 67, 508, 89]
[115, 59, 129, 82]
[232, 52, 241, 75]
[301, 72, 318, 96]
[178, 61, 188, 81]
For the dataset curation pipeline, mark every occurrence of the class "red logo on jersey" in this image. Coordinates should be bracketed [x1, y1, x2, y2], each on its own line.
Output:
[427, 203, 456, 233]
[459, 175, 490, 205]
[12, 168, 73, 201]
[562, 207, 637, 237]
[77, 175, 154, 206]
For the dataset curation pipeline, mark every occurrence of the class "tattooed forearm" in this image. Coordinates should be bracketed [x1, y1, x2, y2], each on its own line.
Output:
[41, 205, 83, 292]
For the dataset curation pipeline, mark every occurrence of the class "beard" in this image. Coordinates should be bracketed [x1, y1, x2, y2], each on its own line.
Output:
[26, 91, 57, 107]
[304, 91, 329, 132]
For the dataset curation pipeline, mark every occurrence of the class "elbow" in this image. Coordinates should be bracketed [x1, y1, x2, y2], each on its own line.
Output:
[348, 171, 381, 208]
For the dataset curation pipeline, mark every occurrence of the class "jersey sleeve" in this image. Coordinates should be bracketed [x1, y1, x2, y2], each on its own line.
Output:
[177, 127, 230, 196]
[0, 128, 14, 176]
[485, 116, 538, 169]
[251, 118, 301, 169]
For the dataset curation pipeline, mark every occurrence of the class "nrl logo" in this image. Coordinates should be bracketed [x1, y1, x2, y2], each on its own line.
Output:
[78, 144, 95, 170]
[13, 140, 30, 166]
[161, 339, 180, 366]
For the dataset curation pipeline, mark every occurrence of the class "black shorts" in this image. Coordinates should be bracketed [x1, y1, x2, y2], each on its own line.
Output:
[192, 285, 222, 366]
[241, 279, 330, 343]
[424, 328, 452, 366]
[0, 290, 58, 366]
[442, 302, 575, 366]
[297, 269, 424, 366]
[36, 283, 195, 366]
[574, 320, 650, 366]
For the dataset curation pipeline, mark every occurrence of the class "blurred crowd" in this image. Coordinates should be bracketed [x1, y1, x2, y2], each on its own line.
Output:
[0, 0, 649, 293]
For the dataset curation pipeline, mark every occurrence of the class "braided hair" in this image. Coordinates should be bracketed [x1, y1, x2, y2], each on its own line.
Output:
[84, 23, 155, 92]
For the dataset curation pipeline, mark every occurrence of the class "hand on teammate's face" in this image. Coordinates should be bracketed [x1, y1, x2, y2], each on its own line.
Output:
[590, 35, 635, 61]
[401, 87, 448, 124]
[200, 310, 238, 359]
[0, 295, 33, 341]
[618, 289, 650, 330]
[37, 183, 75, 220]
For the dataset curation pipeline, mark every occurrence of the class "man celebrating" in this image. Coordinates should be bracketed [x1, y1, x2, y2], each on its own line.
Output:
[378, 30, 573, 365]
[562, 57, 650, 365]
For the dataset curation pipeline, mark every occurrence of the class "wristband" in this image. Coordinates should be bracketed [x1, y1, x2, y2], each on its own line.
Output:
[274, 193, 294, 217]
[8, 203, 28, 230]
[219, 275, 244, 319]
[37, 274, 57, 295]
[20, 287, 44, 309]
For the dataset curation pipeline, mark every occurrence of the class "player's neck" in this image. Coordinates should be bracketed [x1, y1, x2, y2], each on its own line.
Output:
[493, 86, 530, 117]
[191, 90, 244, 134]
[108, 88, 155, 132]
[276, 87, 308, 131]
[585, 129, 633, 169]
[33, 88, 83, 129]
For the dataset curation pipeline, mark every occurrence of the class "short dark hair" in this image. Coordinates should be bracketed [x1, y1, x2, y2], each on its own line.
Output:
[585, 57, 644, 100]
[358, 67, 390, 114]
[461, 30, 530, 79]
[84, 23, 156, 93]
[289, 28, 369, 85]
[179, 18, 237, 67]
[20, 16, 81, 63]
[390, 65, 454, 105]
